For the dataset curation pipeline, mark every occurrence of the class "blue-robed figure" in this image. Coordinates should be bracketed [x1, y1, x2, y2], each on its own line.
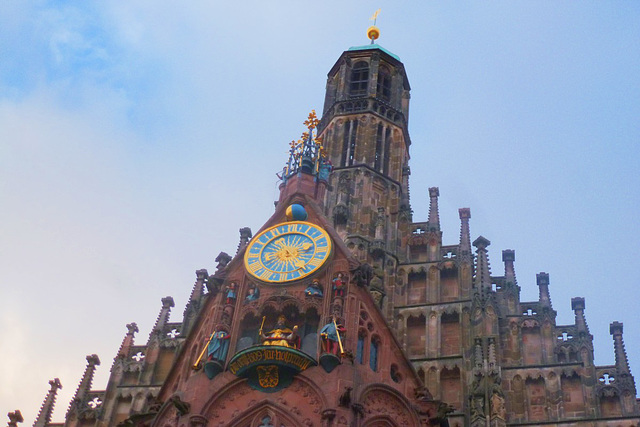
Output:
[207, 331, 231, 362]
[320, 321, 346, 355]
[305, 280, 323, 297]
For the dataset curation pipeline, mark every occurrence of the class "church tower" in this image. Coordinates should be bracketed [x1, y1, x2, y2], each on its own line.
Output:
[318, 36, 412, 258]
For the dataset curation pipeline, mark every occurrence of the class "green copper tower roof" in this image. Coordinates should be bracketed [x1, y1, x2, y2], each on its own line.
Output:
[347, 44, 401, 62]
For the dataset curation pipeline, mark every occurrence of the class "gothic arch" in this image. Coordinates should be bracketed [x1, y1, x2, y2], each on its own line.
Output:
[150, 392, 185, 427]
[225, 400, 304, 427]
[362, 415, 400, 427]
[359, 384, 421, 426]
[199, 376, 327, 426]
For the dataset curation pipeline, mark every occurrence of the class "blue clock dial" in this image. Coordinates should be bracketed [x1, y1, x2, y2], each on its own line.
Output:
[244, 221, 332, 283]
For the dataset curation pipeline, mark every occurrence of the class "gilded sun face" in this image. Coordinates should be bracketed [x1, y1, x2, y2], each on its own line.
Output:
[244, 222, 332, 283]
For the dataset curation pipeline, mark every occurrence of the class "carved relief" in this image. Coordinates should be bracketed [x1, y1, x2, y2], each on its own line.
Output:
[361, 389, 414, 426]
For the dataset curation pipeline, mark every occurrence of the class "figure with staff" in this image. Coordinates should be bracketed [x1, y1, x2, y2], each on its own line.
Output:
[320, 317, 346, 356]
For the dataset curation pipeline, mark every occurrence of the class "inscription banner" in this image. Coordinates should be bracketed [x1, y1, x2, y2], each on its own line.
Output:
[227, 346, 317, 393]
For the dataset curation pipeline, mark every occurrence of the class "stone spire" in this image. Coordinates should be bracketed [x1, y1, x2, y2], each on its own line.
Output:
[7, 411, 23, 427]
[67, 355, 100, 416]
[33, 379, 61, 427]
[502, 250, 516, 286]
[536, 272, 552, 308]
[399, 164, 412, 221]
[458, 208, 471, 261]
[610, 322, 631, 374]
[183, 270, 208, 334]
[571, 297, 589, 333]
[427, 187, 440, 231]
[473, 236, 492, 293]
[190, 270, 207, 303]
[116, 323, 138, 359]
[236, 227, 252, 255]
[150, 296, 174, 340]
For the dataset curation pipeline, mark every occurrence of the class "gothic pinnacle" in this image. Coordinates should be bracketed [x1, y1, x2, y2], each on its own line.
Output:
[149, 297, 174, 341]
[458, 208, 471, 261]
[236, 227, 252, 255]
[536, 272, 552, 308]
[33, 379, 61, 427]
[116, 322, 138, 358]
[610, 321, 632, 375]
[473, 236, 492, 292]
[571, 297, 589, 333]
[67, 355, 100, 418]
[428, 187, 440, 231]
[7, 410, 23, 427]
[502, 250, 517, 286]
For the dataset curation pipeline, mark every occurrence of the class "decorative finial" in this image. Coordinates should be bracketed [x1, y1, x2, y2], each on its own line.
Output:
[280, 110, 330, 181]
[367, 9, 381, 44]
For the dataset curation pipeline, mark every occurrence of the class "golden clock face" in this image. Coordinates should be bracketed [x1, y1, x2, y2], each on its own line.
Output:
[244, 221, 332, 283]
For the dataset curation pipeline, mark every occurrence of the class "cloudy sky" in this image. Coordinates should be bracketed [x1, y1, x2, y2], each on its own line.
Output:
[1, 1, 638, 424]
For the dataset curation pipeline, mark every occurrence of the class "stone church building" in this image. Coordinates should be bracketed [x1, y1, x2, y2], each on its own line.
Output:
[16, 33, 639, 427]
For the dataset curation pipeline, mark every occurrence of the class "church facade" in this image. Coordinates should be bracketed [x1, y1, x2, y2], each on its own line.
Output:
[24, 36, 639, 427]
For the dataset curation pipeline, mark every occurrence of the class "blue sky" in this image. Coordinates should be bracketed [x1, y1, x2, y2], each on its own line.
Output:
[1, 2, 639, 424]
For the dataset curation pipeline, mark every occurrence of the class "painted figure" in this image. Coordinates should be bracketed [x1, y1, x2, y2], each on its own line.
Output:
[245, 284, 260, 303]
[318, 158, 333, 181]
[332, 273, 346, 297]
[225, 282, 237, 305]
[320, 320, 346, 355]
[261, 315, 300, 349]
[305, 280, 323, 297]
[207, 331, 230, 362]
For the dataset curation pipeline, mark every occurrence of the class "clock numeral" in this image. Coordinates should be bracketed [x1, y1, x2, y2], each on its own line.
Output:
[307, 257, 323, 268]
[247, 262, 261, 273]
[259, 269, 272, 280]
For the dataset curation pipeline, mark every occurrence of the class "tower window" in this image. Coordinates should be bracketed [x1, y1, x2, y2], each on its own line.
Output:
[341, 120, 350, 167]
[341, 120, 358, 167]
[348, 120, 358, 166]
[374, 123, 383, 171]
[382, 127, 391, 175]
[349, 61, 369, 97]
[377, 65, 392, 102]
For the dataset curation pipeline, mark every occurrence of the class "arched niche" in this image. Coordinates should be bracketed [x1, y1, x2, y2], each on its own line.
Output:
[406, 313, 426, 357]
[440, 367, 462, 410]
[359, 384, 420, 426]
[238, 312, 260, 351]
[440, 312, 460, 356]
[440, 263, 458, 301]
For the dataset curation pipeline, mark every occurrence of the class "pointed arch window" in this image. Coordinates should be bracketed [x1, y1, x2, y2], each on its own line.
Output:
[349, 61, 369, 97]
[369, 336, 380, 371]
[356, 331, 366, 364]
[376, 65, 392, 102]
[341, 119, 358, 167]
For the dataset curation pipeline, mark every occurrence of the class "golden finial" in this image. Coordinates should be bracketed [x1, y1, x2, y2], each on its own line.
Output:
[367, 9, 381, 43]
[304, 110, 319, 130]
